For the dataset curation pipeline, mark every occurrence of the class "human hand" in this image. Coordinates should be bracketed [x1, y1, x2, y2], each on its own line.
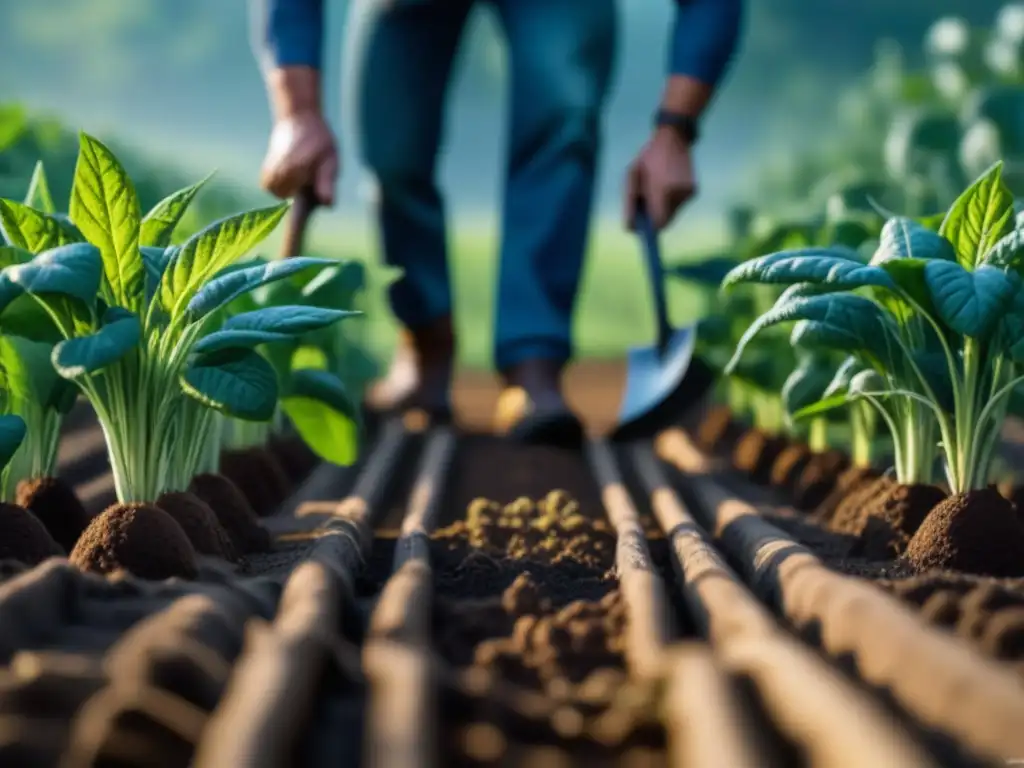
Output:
[624, 126, 696, 231]
[261, 111, 339, 206]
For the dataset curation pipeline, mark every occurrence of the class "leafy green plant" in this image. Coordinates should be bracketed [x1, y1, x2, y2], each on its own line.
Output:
[0, 134, 360, 502]
[723, 162, 1024, 494]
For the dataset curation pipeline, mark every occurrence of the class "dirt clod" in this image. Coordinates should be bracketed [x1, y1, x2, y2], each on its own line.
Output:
[188, 474, 270, 554]
[0, 502, 63, 565]
[69, 503, 198, 580]
[695, 406, 741, 453]
[218, 448, 291, 516]
[979, 608, 1024, 659]
[15, 476, 91, 553]
[905, 489, 1024, 578]
[769, 443, 813, 491]
[155, 491, 237, 561]
[732, 430, 786, 484]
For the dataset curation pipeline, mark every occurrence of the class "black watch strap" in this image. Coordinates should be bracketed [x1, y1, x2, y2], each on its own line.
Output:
[654, 110, 699, 145]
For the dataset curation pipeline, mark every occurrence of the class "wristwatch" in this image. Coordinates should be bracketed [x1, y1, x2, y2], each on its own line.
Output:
[654, 110, 699, 145]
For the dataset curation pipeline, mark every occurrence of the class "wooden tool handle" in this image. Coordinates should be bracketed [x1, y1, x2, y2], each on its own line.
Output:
[281, 186, 319, 258]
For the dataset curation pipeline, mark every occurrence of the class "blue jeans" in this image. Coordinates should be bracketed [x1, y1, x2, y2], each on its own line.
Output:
[347, 0, 617, 371]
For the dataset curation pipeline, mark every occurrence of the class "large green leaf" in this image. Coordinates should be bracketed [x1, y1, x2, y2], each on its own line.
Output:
[0, 336, 65, 409]
[52, 307, 141, 379]
[981, 226, 1024, 271]
[0, 414, 26, 471]
[282, 369, 360, 465]
[0, 200, 83, 252]
[822, 356, 865, 398]
[181, 348, 278, 421]
[185, 256, 336, 321]
[729, 294, 896, 373]
[7, 243, 103, 305]
[69, 133, 144, 311]
[158, 202, 289, 316]
[923, 261, 1019, 337]
[871, 217, 956, 264]
[221, 305, 358, 337]
[782, 357, 834, 417]
[298, 260, 366, 307]
[939, 162, 1015, 269]
[23, 162, 55, 214]
[722, 247, 889, 290]
[193, 329, 293, 355]
[139, 173, 213, 248]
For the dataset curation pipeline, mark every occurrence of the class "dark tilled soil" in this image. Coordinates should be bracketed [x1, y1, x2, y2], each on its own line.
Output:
[16, 476, 92, 554]
[0, 502, 64, 565]
[732, 429, 787, 486]
[218, 447, 292, 516]
[430, 437, 666, 766]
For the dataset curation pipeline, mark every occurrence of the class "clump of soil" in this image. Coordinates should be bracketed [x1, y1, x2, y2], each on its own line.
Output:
[832, 483, 946, 559]
[0, 502, 63, 565]
[731, 430, 786, 485]
[904, 488, 1024, 577]
[791, 450, 850, 511]
[15, 476, 92, 553]
[769, 443, 812, 491]
[811, 466, 881, 523]
[695, 406, 742, 453]
[155, 491, 238, 561]
[432, 490, 664, 759]
[823, 474, 894, 530]
[69, 503, 198, 580]
[188, 473, 270, 554]
[218, 448, 292, 516]
[979, 608, 1024, 659]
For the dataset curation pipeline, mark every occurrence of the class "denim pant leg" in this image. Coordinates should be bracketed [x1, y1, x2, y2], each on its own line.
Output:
[490, 0, 618, 371]
[346, 0, 474, 330]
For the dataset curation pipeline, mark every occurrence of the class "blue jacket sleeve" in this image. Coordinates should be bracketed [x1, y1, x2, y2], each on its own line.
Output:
[670, 0, 742, 87]
[251, 0, 324, 70]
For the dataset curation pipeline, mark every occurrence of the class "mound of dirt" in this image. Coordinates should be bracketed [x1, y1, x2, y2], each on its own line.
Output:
[188, 474, 270, 554]
[904, 489, 1024, 577]
[811, 467, 881, 523]
[0, 502, 63, 565]
[69, 503, 198, 580]
[833, 483, 946, 559]
[731, 430, 786, 484]
[155, 491, 237, 561]
[218, 448, 292, 516]
[769, 443, 813, 491]
[792, 450, 850, 511]
[695, 406, 742, 453]
[15, 476, 92, 553]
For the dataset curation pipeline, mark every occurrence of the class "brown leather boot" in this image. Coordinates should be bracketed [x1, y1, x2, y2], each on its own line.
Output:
[494, 359, 583, 448]
[365, 316, 454, 427]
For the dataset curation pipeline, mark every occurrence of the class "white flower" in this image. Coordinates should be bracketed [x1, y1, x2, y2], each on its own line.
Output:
[985, 38, 1021, 76]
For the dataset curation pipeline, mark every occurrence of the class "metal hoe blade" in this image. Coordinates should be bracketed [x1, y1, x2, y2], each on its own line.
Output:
[612, 205, 702, 441]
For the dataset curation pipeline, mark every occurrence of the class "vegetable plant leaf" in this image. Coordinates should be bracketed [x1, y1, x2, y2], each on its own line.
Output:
[722, 247, 878, 290]
[158, 202, 289, 316]
[181, 348, 279, 421]
[791, 393, 851, 421]
[140, 246, 176, 300]
[923, 261, 1019, 337]
[69, 133, 145, 311]
[281, 369, 360, 465]
[52, 308, 141, 379]
[981, 226, 1024, 271]
[23, 162, 55, 213]
[221, 305, 358, 337]
[139, 173, 212, 248]
[939, 162, 1015, 269]
[0, 200, 83, 252]
[6, 243, 103, 305]
[782, 358, 834, 417]
[193, 328, 293, 355]
[871, 217, 956, 264]
[185, 256, 336, 320]
[0, 414, 26, 471]
[299, 260, 366, 307]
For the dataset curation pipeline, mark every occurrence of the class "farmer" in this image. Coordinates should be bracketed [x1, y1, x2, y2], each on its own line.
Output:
[251, 0, 742, 444]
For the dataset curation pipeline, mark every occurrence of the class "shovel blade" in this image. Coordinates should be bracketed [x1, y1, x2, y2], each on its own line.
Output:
[616, 325, 697, 431]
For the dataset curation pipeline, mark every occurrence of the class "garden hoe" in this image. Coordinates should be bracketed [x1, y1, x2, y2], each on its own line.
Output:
[281, 186, 319, 258]
[609, 205, 714, 443]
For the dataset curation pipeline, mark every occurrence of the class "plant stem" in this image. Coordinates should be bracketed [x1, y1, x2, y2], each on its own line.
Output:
[808, 417, 828, 453]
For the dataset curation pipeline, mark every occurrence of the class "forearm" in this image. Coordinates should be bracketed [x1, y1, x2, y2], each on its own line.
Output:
[664, 0, 742, 117]
[250, 0, 326, 117]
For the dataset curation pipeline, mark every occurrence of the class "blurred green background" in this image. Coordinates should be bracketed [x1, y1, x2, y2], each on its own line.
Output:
[0, 0, 1013, 369]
